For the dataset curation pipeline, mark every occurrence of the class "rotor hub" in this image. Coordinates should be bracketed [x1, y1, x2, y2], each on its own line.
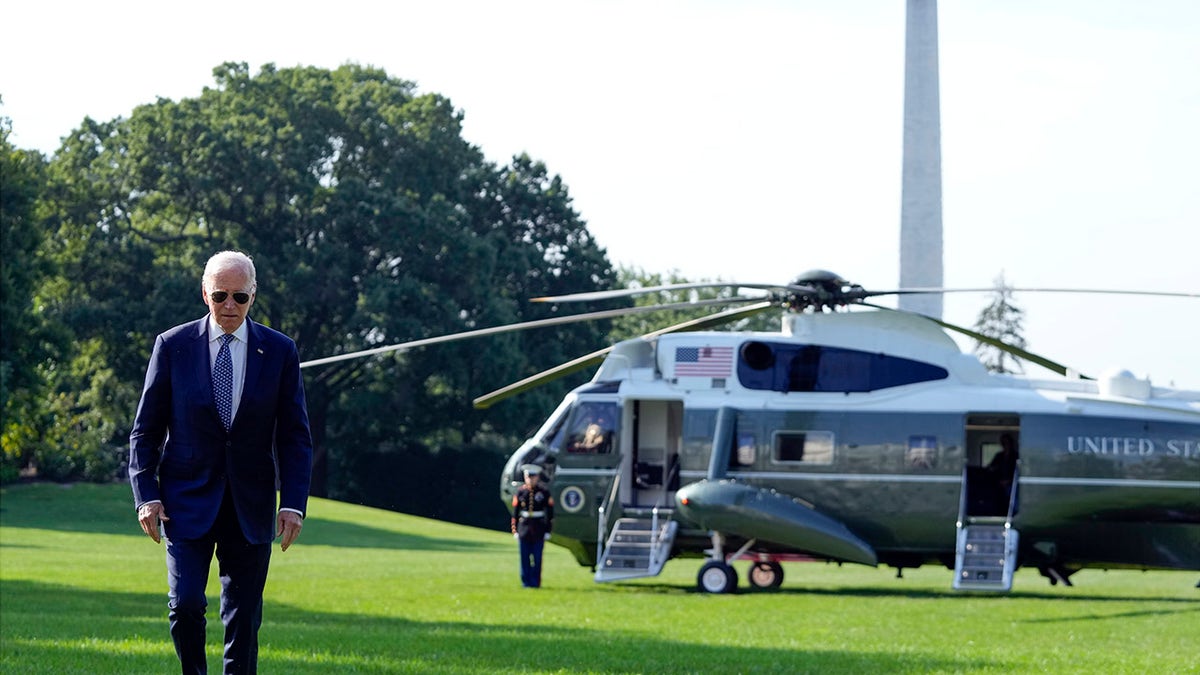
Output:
[786, 270, 865, 311]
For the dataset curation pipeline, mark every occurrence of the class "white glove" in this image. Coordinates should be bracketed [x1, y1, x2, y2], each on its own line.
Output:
[513, 533, 519, 539]
[544, 533, 551, 541]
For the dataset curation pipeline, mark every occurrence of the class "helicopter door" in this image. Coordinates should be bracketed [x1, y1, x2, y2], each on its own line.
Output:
[964, 414, 1021, 518]
[631, 400, 683, 508]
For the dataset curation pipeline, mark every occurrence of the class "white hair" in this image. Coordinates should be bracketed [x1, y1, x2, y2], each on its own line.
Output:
[202, 250, 257, 292]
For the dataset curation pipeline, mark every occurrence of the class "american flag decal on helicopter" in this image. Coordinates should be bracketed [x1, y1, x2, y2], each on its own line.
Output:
[675, 345, 734, 377]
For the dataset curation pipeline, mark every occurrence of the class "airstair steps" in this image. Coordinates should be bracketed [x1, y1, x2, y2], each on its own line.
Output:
[954, 521, 1018, 591]
[595, 514, 678, 582]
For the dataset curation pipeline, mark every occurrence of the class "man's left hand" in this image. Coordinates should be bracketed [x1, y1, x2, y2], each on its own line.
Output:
[277, 511, 304, 551]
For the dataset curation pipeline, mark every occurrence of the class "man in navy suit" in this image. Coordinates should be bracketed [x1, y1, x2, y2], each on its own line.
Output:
[130, 250, 313, 674]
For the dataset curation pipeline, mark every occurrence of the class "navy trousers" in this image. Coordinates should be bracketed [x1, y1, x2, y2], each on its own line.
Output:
[165, 490, 272, 674]
[518, 536, 545, 588]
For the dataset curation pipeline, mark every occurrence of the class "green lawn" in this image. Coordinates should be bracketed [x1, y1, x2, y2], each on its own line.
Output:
[1, 482, 1196, 674]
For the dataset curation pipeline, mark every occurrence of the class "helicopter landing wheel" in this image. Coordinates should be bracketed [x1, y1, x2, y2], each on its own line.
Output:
[748, 561, 784, 589]
[698, 561, 738, 594]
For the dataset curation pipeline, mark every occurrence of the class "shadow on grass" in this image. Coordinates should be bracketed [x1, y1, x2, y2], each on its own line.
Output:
[1, 579, 999, 675]
[599, 580, 1200, 604]
[1018, 606, 1200, 623]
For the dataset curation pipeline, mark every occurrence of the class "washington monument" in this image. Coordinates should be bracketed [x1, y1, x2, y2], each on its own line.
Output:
[898, 0, 944, 318]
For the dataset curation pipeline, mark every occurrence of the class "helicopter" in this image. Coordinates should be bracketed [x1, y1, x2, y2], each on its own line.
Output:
[302, 270, 1200, 593]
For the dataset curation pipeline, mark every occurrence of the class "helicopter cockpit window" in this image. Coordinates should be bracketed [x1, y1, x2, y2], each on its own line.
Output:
[773, 431, 834, 465]
[565, 402, 619, 454]
[538, 407, 571, 454]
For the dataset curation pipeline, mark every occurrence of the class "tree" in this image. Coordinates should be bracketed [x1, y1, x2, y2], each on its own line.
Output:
[35, 63, 617, 510]
[0, 116, 45, 406]
[972, 272, 1027, 374]
[0, 113, 71, 482]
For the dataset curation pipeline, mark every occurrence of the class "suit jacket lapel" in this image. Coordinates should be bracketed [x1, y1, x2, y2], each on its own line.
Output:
[190, 318, 222, 427]
[240, 318, 265, 424]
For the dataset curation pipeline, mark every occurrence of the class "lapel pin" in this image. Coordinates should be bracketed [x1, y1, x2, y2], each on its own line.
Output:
[257, 348, 264, 354]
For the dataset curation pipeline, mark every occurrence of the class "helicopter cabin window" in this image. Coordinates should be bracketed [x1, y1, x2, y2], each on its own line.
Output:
[680, 409, 718, 473]
[735, 432, 757, 466]
[773, 431, 834, 465]
[564, 402, 619, 454]
[738, 341, 949, 393]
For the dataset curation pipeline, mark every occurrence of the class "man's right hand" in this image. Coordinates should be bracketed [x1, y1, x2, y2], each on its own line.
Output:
[137, 502, 169, 543]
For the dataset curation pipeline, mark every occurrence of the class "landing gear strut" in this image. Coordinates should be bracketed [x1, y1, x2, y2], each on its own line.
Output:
[697, 533, 759, 594]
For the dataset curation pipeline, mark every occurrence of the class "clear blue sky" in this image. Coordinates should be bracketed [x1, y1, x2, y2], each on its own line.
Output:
[4, 0, 1197, 389]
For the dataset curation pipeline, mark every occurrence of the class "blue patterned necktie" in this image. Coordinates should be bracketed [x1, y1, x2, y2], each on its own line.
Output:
[213, 333, 234, 430]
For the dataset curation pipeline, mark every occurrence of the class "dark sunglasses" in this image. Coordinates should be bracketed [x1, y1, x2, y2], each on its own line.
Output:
[210, 291, 251, 305]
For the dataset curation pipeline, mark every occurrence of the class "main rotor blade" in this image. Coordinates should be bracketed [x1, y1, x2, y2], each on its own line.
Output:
[537, 281, 1198, 309]
[1001, 287, 1198, 298]
[861, 302, 1086, 378]
[857, 287, 1199, 299]
[299, 297, 752, 369]
[471, 349, 611, 410]
[472, 300, 775, 409]
[532, 282, 783, 303]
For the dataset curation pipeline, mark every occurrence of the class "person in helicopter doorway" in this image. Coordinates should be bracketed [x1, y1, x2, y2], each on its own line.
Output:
[987, 433, 1020, 514]
[511, 464, 554, 588]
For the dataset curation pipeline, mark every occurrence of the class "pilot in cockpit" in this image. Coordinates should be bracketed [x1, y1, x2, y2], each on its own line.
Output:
[569, 409, 613, 453]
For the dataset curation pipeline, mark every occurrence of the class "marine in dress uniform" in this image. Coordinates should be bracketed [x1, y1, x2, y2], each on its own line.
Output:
[511, 465, 554, 588]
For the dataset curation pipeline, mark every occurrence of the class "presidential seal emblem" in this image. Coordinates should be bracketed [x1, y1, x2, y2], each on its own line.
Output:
[560, 486, 586, 513]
